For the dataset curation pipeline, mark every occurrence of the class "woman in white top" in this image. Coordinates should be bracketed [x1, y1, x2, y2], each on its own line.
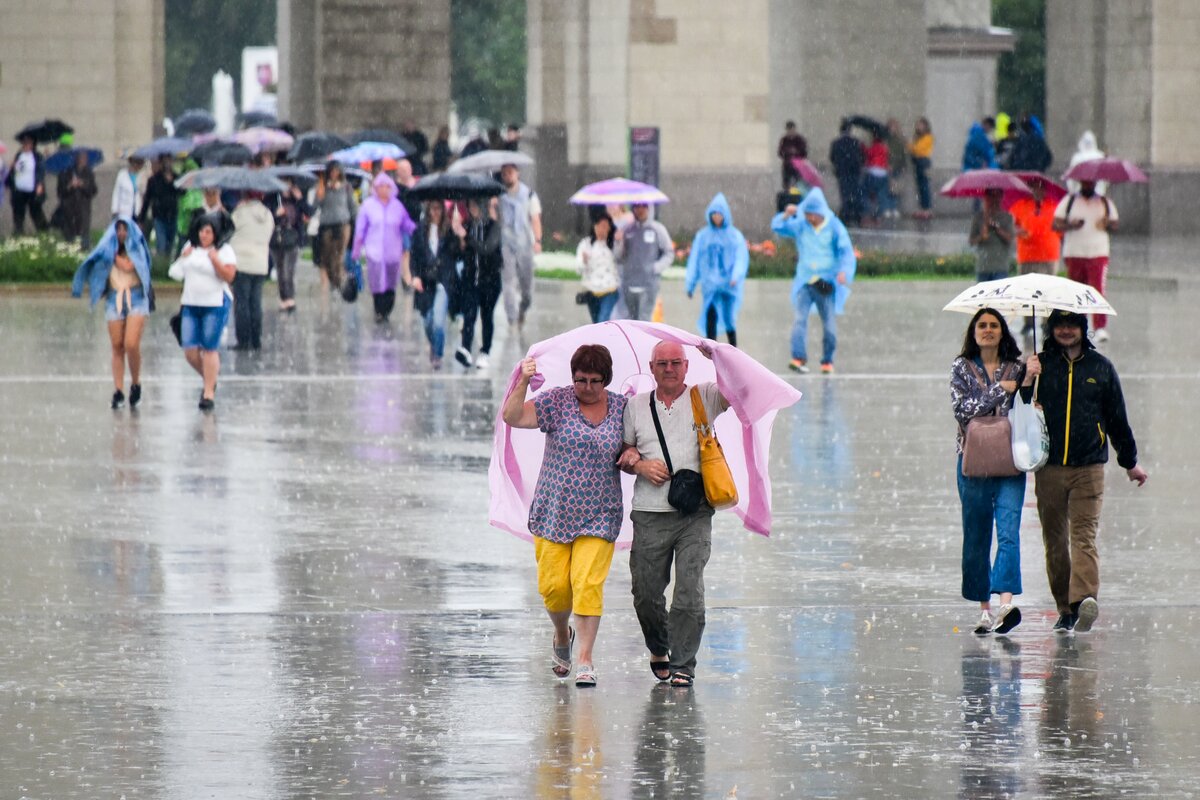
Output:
[575, 212, 623, 323]
[168, 214, 237, 410]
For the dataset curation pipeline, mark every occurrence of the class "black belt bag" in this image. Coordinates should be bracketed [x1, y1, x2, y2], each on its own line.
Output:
[650, 395, 706, 515]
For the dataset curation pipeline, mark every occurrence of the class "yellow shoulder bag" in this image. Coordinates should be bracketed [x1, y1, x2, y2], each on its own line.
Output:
[690, 386, 738, 510]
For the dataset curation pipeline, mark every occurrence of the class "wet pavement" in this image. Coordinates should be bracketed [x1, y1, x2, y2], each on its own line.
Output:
[1, 244, 1198, 798]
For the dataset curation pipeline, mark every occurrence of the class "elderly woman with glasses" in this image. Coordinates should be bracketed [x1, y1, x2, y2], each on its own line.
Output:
[501, 344, 628, 688]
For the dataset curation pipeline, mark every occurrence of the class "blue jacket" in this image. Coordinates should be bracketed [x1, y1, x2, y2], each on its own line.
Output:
[71, 215, 153, 308]
[684, 193, 748, 334]
[771, 188, 856, 313]
[962, 122, 997, 171]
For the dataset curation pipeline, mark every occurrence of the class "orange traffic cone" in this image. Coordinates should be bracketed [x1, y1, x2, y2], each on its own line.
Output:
[651, 296, 664, 323]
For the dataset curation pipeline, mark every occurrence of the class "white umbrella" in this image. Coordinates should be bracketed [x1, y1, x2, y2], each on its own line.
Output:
[943, 272, 1117, 349]
[447, 149, 533, 175]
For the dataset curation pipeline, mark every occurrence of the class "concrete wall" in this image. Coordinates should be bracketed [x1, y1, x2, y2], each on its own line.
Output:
[279, 0, 450, 132]
[1150, 0, 1200, 167]
[0, 0, 163, 157]
[926, 55, 997, 170]
[926, 0, 991, 28]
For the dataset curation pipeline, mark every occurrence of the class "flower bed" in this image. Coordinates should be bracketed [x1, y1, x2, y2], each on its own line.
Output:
[0, 235, 175, 284]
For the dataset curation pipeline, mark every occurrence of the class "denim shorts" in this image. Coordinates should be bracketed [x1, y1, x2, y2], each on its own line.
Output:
[179, 295, 232, 351]
[105, 287, 150, 322]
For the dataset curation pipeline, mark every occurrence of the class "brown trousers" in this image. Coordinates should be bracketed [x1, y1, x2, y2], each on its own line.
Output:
[1035, 464, 1105, 615]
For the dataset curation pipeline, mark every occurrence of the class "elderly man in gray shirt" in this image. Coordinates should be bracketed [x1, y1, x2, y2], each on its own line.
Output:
[617, 340, 729, 687]
[618, 203, 674, 320]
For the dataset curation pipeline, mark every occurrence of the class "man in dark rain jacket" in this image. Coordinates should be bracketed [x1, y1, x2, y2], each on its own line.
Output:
[1020, 310, 1148, 635]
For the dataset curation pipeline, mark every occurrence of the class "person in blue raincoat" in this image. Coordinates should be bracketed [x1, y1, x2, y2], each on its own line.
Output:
[684, 193, 748, 346]
[771, 187, 856, 374]
[72, 216, 154, 409]
[961, 118, 997, 171]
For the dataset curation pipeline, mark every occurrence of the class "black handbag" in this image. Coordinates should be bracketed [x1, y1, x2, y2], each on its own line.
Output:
[575, 290, 594, 305]
[650, 395, 706, 515]
[168, 310, 182, 345]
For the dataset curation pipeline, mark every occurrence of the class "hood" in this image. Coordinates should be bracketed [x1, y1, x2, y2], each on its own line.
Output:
[1028, 115, 1046, 138]
[704, 193, 732, 228]
[798, 187, 833, 222]
[371, 171, 398, 195]
[995, 113, 1011, 139]
[967, 122, 990, 144]
[1077, 130, 1100, 155]
[94, 215, 149, 258]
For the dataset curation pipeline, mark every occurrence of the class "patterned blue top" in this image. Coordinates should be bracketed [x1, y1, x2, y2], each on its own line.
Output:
[529, 386, 627, 543]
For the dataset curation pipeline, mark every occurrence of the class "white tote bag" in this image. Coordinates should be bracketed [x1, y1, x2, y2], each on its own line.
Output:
[1009, 389, 1049, 472]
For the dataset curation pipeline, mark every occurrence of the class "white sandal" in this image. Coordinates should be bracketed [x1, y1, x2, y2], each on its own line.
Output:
[575, 664, 596, 687]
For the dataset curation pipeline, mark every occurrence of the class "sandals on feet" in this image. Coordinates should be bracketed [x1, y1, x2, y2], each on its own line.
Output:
[669, 671, 694, 687]
[551, 627, 575, 679]
[575, 665, 597, 687]
[650, 659, 671, 682]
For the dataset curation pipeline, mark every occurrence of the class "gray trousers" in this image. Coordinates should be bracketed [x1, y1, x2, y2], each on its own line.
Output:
[501, 245, 534, 324]
[630, 506, 713, 676]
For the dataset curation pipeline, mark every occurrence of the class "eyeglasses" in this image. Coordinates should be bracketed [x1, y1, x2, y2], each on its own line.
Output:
[652, 360, 685, 369]
[573, 377, 605, 386]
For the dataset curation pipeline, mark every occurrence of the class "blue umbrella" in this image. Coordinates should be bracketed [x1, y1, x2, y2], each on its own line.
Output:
[332, 141, 404, 164]
[133, 137, 193, 160]
[45, 147, 104, 174]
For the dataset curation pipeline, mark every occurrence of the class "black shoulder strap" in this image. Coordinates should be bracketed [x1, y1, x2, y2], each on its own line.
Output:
[649, 395, 674, 475]
[1065, 194, 1075, 219]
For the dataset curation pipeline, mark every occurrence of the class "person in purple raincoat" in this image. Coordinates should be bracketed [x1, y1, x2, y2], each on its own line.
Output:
[352, 172, 417, 323]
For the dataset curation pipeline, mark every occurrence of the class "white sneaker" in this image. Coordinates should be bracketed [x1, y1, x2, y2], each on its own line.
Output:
[992, 604, 1022, 635]
[1074, 597, 1099, 633]
[973, 610, 993, 635]
[474, 353, 490, 370]
[1093, 329, 1110, 343]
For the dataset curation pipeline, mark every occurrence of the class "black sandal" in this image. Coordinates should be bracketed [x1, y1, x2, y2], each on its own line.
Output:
[669, 671, 694, 687]
[650, 659, 671, 682]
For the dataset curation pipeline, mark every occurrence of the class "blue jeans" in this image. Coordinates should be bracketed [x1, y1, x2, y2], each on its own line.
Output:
[912, 157, 932, 210]
[422, 284, 449, 359]
[154, 217, 176, 256]
[587, 291, 619, 323]
[956, 455, 1025, 602]
[865, 172, 895, 217]
[791, 283, 836, 364]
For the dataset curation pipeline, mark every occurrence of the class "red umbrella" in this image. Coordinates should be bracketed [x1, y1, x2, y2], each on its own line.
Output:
[789, 157, 825, 188]
[940, 169, 1033, 198]
[1002, 172, 1067, 209]
[1062, 157, 1148, 184]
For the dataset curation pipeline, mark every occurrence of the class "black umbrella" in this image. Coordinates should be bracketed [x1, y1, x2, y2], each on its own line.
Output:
[405, 172, 504, 202]
[288, 131, 351, 162]
[847, 115, 887, 138]
[263, 166, 317, 190]
[236, 110, 278, 130]
[175, 167, 287, 193]
[190, 140, 253, 166]
[348, 129, 417, 155]
[174, 108, 216, 136]
[16, 119, 74, 143]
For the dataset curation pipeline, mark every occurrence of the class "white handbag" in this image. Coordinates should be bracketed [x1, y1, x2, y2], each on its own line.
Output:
[1009, 386, 1049, 472]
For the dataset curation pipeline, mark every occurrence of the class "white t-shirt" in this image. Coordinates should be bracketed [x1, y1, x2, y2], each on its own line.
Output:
[13, 152, 37, 192]
[169, 244, 237, 307]
[623, 382, 730, 512]
[1054, 194, 1118, 259]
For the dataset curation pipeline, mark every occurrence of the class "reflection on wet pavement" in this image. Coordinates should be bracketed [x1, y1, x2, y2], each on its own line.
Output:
[1, 266, 1197, 798]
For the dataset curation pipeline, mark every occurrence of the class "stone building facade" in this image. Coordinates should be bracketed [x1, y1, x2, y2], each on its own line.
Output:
[278, 0, 451, 133]
[526, 0, 1011, 237]
[0, 0, 164, 235]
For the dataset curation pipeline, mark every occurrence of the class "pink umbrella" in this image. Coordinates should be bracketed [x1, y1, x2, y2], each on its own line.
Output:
[570, 178, 669, 205]
[1002, 171, 1067, 210]
[940, 169, 1033, 198]
[232, 126, 295, 155]
[789, 158, 825, 188]
[488, 321, 802, 549]
[1062, 157, 1148, 184]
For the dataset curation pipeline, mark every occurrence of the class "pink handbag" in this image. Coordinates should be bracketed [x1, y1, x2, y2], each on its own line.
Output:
[960, 362, 1019, 478]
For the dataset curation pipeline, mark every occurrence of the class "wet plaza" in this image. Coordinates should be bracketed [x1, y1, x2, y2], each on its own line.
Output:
[1, 239, 1199, 799]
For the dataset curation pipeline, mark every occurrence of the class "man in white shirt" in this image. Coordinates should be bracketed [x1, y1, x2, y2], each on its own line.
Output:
[1053, 180, 1118, 342]
[4, 135, 48, 233]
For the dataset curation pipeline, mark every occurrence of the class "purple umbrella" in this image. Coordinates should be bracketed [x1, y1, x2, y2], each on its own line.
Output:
[569, 178, 669, 205]
[789, 158, 825, 188]
[232, 126, 295, 155]
[1062, 158, 1148, 185]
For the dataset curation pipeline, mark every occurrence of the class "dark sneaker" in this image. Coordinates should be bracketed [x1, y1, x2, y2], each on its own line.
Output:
[1073, 597, 1099, 633]
[1053, 613, 1077, 633]
[454, 347, 473, 368]
[198, 397, 215, 411]
[788, 358, 809, 374]
[129, 384, 142, 408]
[992, 604, 1022, 635]
[111, 389, 125, 409]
